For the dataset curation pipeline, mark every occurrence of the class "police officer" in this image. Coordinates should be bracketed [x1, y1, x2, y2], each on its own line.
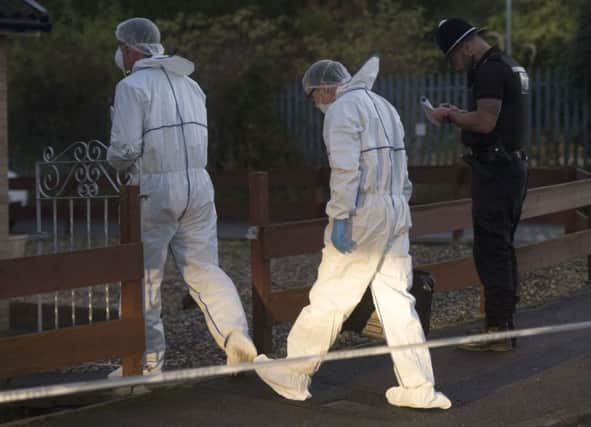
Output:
[431, 18, 529, 351]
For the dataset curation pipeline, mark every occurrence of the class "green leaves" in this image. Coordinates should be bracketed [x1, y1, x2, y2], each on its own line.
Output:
[7, 0, 585, 173]
[484, 0, 582, 67]
[7, 3, 123, 172]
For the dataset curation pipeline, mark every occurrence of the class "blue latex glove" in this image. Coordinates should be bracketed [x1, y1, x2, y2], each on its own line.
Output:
[331, 218, 356, 254]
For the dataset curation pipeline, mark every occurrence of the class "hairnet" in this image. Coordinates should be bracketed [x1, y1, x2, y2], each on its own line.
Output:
[302, 60, 351, 96]
[115, 17, 165, 56]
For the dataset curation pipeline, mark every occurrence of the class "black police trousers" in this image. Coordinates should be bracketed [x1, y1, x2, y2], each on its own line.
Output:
[469, 154, 528, 328]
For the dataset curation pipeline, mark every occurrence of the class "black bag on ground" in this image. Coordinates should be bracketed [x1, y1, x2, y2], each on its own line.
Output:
[342, 269, 435, 337]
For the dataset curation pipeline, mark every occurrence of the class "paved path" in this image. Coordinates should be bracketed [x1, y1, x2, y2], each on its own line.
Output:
[5, 287, 591, 427]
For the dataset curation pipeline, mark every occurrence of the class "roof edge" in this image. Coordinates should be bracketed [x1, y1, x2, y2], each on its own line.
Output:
[22, 0, 48, 15]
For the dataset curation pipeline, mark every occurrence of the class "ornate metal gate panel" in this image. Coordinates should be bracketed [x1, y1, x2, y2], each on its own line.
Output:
[32, 140, 131, 333]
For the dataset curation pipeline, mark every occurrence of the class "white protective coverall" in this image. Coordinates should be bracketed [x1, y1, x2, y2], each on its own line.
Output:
[256, 57, 450, 409]
[107, 55, 251, 365]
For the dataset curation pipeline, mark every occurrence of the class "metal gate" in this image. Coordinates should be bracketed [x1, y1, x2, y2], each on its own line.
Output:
[28, 140, 130, 334]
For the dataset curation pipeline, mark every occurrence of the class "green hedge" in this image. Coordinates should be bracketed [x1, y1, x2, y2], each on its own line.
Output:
[7, 0, 582, 174]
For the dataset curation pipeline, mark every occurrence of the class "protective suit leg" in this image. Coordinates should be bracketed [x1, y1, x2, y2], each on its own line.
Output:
[286, 228, 386, 375]
[109, 211, 175, 378]
[255, 222, 386, 399]
[370, 234, 451, 409]
[142, 220, 178, 356]
[370, 251, 434, 387]
[170, 199, 254, 361]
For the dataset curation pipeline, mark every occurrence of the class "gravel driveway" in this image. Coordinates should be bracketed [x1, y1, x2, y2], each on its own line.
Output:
[158, 239, 590, 370]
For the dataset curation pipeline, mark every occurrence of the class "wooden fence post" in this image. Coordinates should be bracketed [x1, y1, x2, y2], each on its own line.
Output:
[249, 172, 273, 353]
[588, 202, 591, 283]
[314, 168, 329, 217]
[565, 167, 579, 234]
[576, 169, 591, 281]
[119, 185, 144, 376]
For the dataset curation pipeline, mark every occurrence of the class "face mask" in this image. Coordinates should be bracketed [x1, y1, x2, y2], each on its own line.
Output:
[114, 47, 126, 74]
[316, 103, 330, 114]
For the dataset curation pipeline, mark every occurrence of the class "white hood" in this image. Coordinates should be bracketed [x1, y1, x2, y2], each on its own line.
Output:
[337, 56, 379, 96]
[133, 55, 195, 76]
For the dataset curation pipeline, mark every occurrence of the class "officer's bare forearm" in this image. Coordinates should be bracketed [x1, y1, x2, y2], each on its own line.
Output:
[448, 98, 501, 134]
[448, 109, 495, 133]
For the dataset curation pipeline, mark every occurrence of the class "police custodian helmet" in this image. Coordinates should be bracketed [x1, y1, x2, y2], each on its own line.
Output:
[436, 18, 485, 56]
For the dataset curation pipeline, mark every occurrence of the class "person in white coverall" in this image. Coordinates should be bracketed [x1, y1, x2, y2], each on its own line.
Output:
[254, 57, 451, 410]
[107, 17, 256, 376]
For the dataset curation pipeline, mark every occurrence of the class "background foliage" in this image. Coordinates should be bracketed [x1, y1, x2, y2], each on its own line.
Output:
[7, 0, 585, 173]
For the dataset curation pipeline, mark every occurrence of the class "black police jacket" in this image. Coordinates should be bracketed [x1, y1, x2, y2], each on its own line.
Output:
[462, 46, 530, 152]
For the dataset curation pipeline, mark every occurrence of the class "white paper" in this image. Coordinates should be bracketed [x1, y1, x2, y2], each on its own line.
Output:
[420, 96, 442, 127]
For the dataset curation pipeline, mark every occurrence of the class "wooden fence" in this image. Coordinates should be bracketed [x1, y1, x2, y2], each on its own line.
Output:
[0, 186, 144, 378]
[278, 68, 590, 168]
[248, 166, 591, 352]
[8, 168, 591, 356]
[9, 170, 333, 225]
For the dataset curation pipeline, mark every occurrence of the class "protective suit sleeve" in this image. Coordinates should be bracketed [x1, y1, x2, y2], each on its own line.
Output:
[403, 170, 413, 203]
[391, 113, 412, 203]
[397, 121, 413, 203]
[107, 81, 147, 171]
[323, 100, 363, 220]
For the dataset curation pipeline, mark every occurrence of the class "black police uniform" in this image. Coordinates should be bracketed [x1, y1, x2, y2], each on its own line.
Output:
[462, 46, 529, 330]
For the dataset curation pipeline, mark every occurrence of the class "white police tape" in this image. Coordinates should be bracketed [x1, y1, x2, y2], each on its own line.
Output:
[1, 320, 591, 404]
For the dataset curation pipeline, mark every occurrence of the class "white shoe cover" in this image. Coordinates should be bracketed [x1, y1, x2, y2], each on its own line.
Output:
[108, 352, 164, 379]
[254, 355, 312, 401]
[386, 384, 452, 410]
[225, 331, 258, 365]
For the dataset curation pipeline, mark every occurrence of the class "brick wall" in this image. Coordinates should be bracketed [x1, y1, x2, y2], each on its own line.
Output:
[0, 37, 7, 259]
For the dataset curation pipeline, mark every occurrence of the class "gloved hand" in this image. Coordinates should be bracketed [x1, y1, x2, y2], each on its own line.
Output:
[331, 218, 356, 254]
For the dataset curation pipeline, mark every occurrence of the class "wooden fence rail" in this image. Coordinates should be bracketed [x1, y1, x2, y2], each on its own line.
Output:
[8, 166, 466, 224]
[11, 165, 576, 226]
[0, 186, 144, 379]
[248, 167, 591, 353]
